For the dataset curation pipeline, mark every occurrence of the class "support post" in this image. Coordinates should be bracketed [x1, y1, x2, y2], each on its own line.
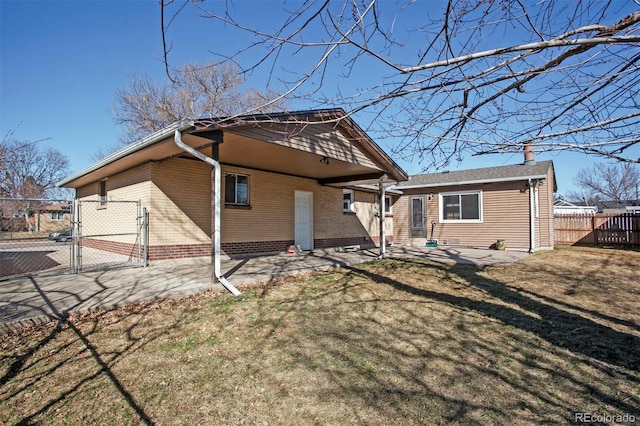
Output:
[378, 177, 386, 259]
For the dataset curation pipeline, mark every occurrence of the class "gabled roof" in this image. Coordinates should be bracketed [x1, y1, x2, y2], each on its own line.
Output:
[398, 160, 556, 190]
[39, 202, 73, 212]
[58, 109, 407, 188]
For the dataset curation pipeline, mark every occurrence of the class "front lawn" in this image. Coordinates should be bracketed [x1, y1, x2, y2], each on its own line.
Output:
[1, 246, 639, 425]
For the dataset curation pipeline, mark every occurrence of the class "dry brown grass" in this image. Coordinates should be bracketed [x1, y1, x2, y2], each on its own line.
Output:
[1, 246, 639, 425]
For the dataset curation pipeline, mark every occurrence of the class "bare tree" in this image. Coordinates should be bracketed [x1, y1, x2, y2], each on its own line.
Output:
[111, 61, 287, 145]
[569, 162, 640, 204]
[2, 140, 68, 199]
[1, 138, 70, 230]
[160, 0, 640, 169]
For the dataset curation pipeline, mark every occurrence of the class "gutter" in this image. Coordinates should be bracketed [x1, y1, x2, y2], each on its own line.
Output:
[398, 174, 549, 190]
[57, 120, 193, 188]
[528, 179, 536, 253]
[174, 129, 241, 296]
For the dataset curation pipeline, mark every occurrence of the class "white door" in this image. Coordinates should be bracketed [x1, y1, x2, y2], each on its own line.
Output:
[294, 191, 313, 251]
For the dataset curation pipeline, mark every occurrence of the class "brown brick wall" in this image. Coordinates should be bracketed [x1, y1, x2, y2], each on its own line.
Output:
[222, 240, 293, 255]
[314, 236, 374, 249]
[147, 243, 211, 260]
[81, 238, 142, 259]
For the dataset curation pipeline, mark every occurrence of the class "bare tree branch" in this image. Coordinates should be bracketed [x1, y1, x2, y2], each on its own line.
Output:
[159, 0, 640, 169]
[110, 61, 288, 145]
[570, 162, 640, 202]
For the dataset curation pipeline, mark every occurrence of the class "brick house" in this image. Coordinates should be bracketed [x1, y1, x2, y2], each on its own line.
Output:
[58, 109, 408, 260]
[32, 203, 72, 232]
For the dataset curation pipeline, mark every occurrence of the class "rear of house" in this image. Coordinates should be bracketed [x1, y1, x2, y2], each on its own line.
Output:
[393, 161, 556, 252]
[60, 109, 408, 260]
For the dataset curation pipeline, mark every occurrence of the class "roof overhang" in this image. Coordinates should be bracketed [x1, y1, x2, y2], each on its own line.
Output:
[59, 109, 408, 189]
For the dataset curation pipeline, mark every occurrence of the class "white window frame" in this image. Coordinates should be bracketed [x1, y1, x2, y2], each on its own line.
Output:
[225, 173, 250, 205]
[50, 211, 65, 221]
[343, 189, 354, 212]
[99, 180, 107, 207]
[439, 190, 483, 223]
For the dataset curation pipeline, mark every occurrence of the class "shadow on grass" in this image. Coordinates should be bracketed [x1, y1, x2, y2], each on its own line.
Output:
[342, 260, 639, 412]
[1, 276, 160, 425]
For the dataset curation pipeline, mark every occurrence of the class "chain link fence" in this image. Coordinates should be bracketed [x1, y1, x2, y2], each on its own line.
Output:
[0, 198, 147, 280]
[75, 199, 147, 272]
[1, 198, 74, 279]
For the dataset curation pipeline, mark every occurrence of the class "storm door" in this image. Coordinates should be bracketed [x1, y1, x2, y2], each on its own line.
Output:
[409, 196, 427, 238]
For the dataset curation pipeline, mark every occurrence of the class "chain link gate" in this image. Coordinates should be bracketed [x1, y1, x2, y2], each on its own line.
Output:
[74, 200, 147, 273]
[1, 198, 147, 280]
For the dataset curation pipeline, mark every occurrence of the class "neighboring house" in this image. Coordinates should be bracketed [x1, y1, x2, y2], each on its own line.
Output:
[58, 109, 408, 260]
[393, 159, 557, 252]
[599, 200, 638, 215]
[0, 200, 71, 233]
[553, 199, 597, 216]
[32, 203, 73, 232]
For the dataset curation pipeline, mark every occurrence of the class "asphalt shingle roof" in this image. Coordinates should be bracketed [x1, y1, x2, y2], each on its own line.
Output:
[398, 160, 554, 188]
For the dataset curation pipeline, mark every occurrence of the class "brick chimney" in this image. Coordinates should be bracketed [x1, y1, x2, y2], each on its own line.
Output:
[524, 143, 536, 165]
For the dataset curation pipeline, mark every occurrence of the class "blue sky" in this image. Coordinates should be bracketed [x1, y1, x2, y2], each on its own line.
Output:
[1, 0, 634, 197]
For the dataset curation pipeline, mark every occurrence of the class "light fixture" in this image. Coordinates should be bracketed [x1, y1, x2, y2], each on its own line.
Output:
[320, 156, 330, 164]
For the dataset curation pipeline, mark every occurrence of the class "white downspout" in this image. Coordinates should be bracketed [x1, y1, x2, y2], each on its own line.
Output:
[378, 177, 386, 259]
[174, 130, 241, 296]
[528, 179, 536, 254]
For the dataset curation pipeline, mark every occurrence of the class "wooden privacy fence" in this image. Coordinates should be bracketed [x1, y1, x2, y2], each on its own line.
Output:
[555, 213, 640, 247]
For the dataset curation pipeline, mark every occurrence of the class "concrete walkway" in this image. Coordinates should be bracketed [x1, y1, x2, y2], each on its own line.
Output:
[0, 246, 528, 332]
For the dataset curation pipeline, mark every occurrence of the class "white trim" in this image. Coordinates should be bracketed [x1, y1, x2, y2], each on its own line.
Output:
[439, 190, 483, 223]
[294, 190, 314, 251]
[384, 195, 392, 214]
[400, 174, 548, 190]
[57, 120, 193, 187]
[224, 173, 250, 205]
[99, 180, 107, 207]
[343, 189, 355, 212]
[174, 129, 241, 296]
[353, 184, 403, 195]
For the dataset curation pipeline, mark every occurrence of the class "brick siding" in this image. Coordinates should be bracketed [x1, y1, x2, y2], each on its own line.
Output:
[81, 238, 142, 259]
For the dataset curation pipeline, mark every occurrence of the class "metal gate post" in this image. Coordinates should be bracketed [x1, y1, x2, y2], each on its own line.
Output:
[70, 200, 76, 273]
[136, 201, 142, 266]
[142, 207, 149, 266]
[76, 200, 83, 272]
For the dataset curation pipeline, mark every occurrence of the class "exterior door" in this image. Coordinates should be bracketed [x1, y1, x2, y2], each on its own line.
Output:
[294, 191, 314, 250]
[410, 195, 427, 238]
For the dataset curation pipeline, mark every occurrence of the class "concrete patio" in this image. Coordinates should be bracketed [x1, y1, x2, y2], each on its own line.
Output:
[0, 246, 528, 332]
